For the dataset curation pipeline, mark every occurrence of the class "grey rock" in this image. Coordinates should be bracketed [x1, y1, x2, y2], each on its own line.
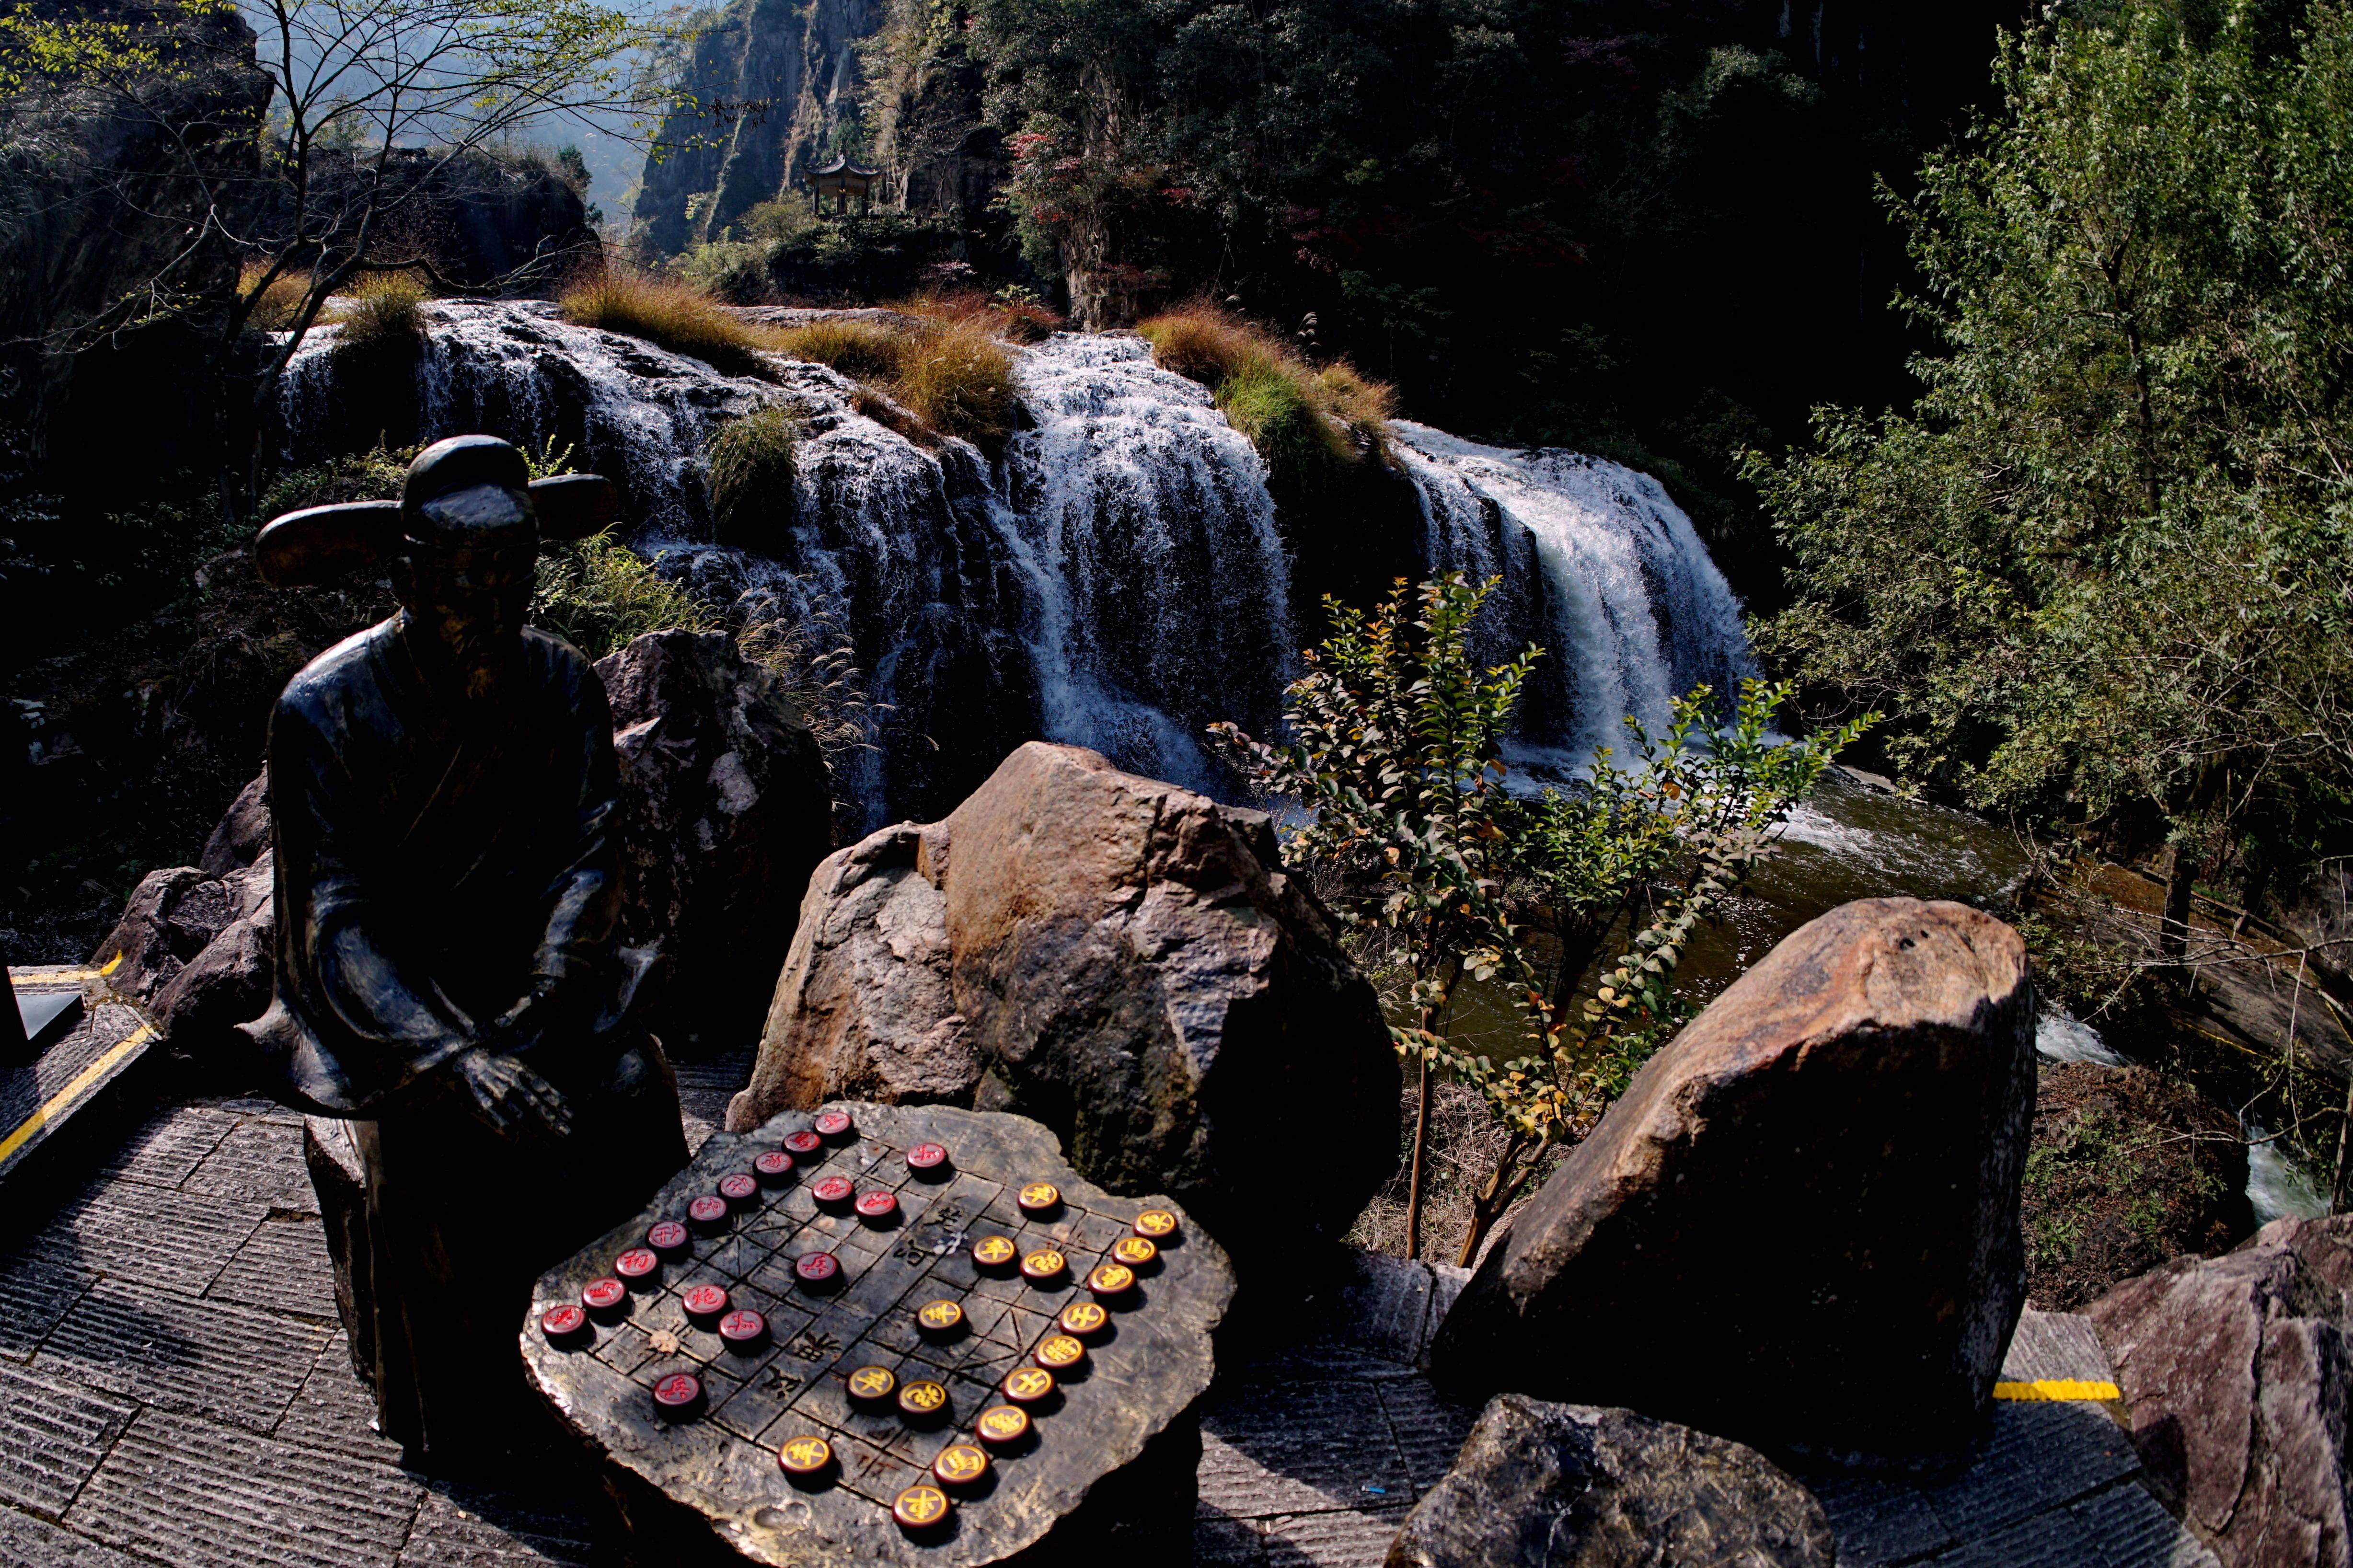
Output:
[1385, 1395, 1835, 1568]
[92, 866, 235, 1007]
[596, 628, 833, 1052]
[150, 854, 274, 1059]
[742, 823, 977, 1107]
[2089, 1213, 2353, 1567]
[1431, 898, 2036, 1467]
[197, 772, 270, 876]
[728, 741, 1399, 1279]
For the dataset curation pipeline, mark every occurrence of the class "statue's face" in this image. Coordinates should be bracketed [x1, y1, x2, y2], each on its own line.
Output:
[390, 484, 537, 701]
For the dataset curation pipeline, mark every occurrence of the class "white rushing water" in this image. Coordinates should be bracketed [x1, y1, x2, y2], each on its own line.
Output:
[1000, 334, 1294, 792]
[1393, 422, 1754, 772]
[273, 310, 1759, 820]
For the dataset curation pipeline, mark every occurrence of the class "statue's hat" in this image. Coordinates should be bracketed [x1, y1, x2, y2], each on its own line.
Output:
[254, 435, 621, 588]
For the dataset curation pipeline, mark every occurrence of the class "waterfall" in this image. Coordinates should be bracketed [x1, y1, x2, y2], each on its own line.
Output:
[1393, 422, 1754, 773]
[1000, 334, 1294, 792]
[271, 306, 1750, 821]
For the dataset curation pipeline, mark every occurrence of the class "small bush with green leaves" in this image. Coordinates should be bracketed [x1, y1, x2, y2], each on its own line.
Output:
[1213, 573, 1868, 1264]
[530, 532, 715, 660]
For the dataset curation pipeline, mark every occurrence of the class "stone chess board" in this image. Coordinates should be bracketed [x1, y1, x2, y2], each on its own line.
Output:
[523, 1101, 1234, 1567]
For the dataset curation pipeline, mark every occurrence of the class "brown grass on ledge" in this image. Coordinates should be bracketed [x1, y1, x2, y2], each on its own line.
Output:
[559, 271, 777, 380]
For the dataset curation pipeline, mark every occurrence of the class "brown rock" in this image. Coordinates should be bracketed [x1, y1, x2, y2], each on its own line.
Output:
[2089, 1213, 2353, 1567]
[1429, 897, 2036, 1467]
[728, 741, 1398, 1277]
[595, 629, 833, 1053]
[151, 854, 275, 1060]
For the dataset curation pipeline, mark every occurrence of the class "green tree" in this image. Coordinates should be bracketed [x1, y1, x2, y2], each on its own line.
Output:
[1751, 0, 2353, 930]
[1212, 574, 1537, 1260]
[1215, 576, 1861, 1262]
[1435, 681, 1866, 1264]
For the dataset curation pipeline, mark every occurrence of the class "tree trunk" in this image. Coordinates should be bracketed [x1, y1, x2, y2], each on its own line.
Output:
[2333, 1068, 2353, 1214]
[2159, 841, 2196, 964]
[1403, 1052, 1433, 1261]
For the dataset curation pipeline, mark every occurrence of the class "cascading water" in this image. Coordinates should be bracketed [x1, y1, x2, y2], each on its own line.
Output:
[271, 304, 1743, 822]
[1394, 422, 1754, 774]
[999, 334, 1294, 792]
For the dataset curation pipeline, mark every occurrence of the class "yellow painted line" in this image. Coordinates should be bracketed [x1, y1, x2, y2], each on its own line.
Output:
[6, 959, 114, 984]
[1994, 1379, 2121, 1402]
[0, 1025, 154, 1168]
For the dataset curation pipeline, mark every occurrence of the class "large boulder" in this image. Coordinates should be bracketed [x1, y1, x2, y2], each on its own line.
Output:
[1430, 897, 2036, 1468]
[594, 628, 833, 1053]
[1385, 1395, 1835, 1568]
[2088, 1214, 2353, 1567]
[727, 741, 1399, 1278]
[90, 773, 275, 1061]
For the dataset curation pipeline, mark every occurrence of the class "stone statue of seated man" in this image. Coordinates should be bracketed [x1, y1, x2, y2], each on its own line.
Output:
[241, 435, 688, 1469]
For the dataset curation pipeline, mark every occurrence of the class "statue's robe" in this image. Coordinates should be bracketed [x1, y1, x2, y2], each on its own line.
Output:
[244, 618, 687, 1464]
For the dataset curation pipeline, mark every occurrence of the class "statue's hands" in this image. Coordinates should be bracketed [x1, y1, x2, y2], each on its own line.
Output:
[451, 1047, 573, 1139]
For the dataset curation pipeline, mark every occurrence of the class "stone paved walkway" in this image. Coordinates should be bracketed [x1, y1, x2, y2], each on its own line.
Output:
[0, 1049, 2221, 1568]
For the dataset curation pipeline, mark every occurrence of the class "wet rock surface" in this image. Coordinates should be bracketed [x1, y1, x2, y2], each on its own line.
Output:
[728, 742, 1399, 1279]
[595, 630, 833, 1053]
[1384, 1395, 1835, 1568]
[2089, 1213, 2353, 1567]
[522, 1100, 1235, 1567]
[1431, 897, 2037, 1467]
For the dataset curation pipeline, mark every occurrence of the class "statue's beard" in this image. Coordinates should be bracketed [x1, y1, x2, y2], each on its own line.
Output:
[401, 611, 520, 702]
[446, 634, 519, 702]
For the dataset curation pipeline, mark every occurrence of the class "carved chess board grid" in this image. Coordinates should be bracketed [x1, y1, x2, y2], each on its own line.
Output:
[522, 1102, 1232, 1567]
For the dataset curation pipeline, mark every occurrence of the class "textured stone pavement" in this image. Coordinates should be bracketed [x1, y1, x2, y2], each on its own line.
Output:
[1, 1043, 2220, 1568]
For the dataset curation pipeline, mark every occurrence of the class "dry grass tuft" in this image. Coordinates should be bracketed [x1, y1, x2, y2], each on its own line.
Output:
[768, 319, 908, 381]
[894, 290, 1065, 346]
[332, 272, 430, 355]
[240, 262, 313, 332]
[777, 309, 1019, 449]
[560, 270, 775, 379]
[892, 318, 1017, 447]
[1138, 303, 1395, 470]
[564, 273, 1029, 447]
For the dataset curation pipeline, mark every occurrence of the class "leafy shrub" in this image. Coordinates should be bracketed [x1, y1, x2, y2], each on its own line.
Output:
[260, 443, 417, 518]
[674, 240, 775, 305]
[530, 531, 714, 659]
[706, 405, 805, 547]
[333, 272, 430, 357]
[559, 270, 775, 378]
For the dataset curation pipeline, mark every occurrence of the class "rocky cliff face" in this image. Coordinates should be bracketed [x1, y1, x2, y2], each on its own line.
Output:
[0, 1, 273, 505]
[633, 0, 884, 253]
